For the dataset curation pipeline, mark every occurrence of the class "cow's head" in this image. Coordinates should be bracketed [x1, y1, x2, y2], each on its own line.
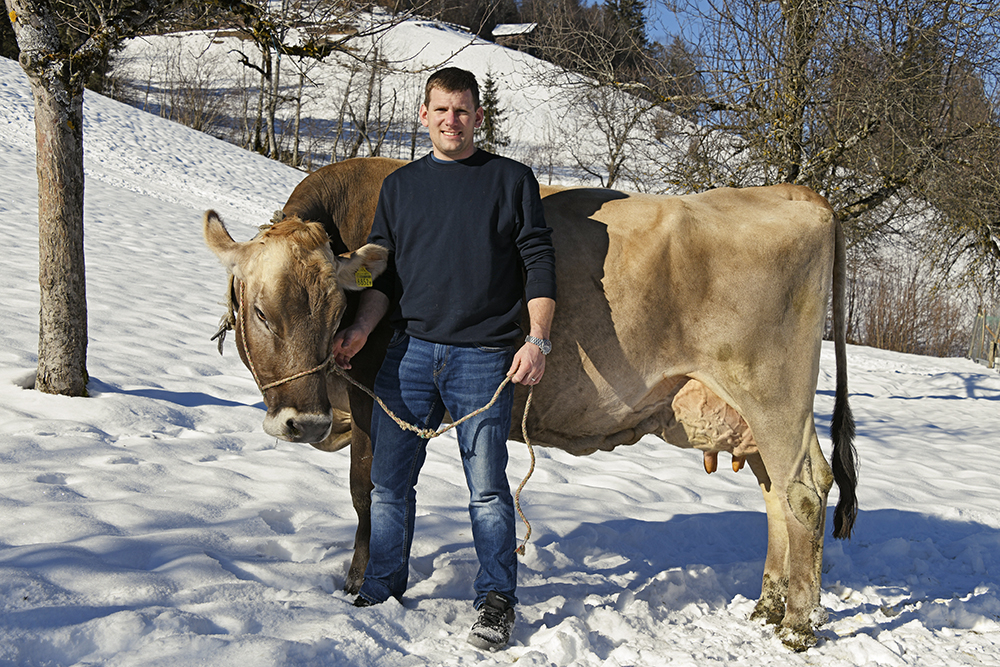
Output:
[203, 210, 387, 443]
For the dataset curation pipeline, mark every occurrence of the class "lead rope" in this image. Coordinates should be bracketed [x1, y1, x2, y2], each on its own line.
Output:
[331, 366, 513, 440]
[330, 365, 536, 556]
[514, 388, 536, 555]
[235, 279, 536, 554]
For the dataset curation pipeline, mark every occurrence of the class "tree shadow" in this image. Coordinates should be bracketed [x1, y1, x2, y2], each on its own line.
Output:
[816, 370, 1000, 402]
[469, 507, 999, 614]
[89, 377, 264, 410]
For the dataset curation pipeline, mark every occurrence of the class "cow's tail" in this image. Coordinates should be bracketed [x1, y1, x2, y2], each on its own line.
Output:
[831, 213, 858, 539]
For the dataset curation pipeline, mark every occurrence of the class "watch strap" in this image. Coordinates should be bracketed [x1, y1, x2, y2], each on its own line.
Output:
[525, 334, 551, 355]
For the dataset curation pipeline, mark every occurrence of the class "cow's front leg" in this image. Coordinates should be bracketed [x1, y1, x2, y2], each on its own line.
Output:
[748, 453, 789, 626]
[340, 321, 388, 595]
[346, 420, 373, 594]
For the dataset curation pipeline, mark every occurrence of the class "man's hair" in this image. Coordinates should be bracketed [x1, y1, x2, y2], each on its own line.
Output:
[423, 67, 480, 109]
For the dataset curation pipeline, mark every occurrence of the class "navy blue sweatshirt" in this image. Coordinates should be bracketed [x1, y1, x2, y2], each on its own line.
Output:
[368, 150, 556, 347]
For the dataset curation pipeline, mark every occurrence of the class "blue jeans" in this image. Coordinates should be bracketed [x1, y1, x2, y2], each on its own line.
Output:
[357, 333, 518, 609]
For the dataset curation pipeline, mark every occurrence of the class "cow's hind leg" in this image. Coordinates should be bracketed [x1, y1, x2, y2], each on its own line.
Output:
[778, 431, 833, 650]
[750, 434, 832, 651]
[748, 424, 833, 650]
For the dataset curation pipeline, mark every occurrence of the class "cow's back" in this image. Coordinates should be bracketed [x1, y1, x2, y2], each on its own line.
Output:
[283, 157, 407, 252]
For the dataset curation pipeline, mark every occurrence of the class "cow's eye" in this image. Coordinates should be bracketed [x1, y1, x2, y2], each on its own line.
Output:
[254, 307, 267, 323]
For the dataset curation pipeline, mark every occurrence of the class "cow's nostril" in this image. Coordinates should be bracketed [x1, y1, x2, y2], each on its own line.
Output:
[263, 409, 332, 443]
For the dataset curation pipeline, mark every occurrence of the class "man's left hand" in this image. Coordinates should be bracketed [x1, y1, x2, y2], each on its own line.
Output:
[508, 342, 546, 385]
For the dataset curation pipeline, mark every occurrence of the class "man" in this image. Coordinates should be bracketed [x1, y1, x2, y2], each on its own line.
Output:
[331, 67, 556, 651]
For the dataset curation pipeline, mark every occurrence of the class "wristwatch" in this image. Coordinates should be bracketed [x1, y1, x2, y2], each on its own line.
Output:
[525, 335, 552, 355]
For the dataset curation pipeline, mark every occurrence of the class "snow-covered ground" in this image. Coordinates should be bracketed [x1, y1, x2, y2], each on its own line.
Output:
[3, 47, 1000, 666]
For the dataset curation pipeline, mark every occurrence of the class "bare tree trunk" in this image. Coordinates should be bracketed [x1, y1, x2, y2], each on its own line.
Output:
[347, 58, 378, 159]
[254, 51, 268, 153]
[292, 67, 304, 168]
[409, 89, 420, 160]
[332, 65, 358, 163]
[267, 49, 281, 160]
[8, 0, 89, 396]
[776, 0, 829, 184]
[32, 76, 89, 395]
[365, 83, 396, 159]
[239, 67, 253, 149]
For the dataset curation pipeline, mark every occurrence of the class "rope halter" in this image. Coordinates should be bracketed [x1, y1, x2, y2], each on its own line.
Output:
[236, 279, 333, 394]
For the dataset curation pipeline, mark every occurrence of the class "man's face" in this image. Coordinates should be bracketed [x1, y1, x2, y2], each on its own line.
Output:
[419, 86, 484, 161]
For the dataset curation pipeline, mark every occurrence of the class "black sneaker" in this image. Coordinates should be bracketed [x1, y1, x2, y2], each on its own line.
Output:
[467, 591, 515, 650]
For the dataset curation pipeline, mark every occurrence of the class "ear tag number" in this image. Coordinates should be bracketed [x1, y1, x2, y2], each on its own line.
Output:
[355, 267, 373, 288]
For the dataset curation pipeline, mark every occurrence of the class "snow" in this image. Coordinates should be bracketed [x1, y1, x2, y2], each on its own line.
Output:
[3, 28, 1000, 667]
[111, 19, 651, 188]
[492, 24, 538, 37]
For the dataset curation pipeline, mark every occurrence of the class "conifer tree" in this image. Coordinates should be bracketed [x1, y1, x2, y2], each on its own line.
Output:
[604, 0, 648, 75]
[475, 72, 510, 153]
[605, 0, 647, 50]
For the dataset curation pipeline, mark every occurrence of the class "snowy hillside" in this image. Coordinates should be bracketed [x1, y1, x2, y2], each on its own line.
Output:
[2, 47, 1000, 667]
[113, 15, 690, 190]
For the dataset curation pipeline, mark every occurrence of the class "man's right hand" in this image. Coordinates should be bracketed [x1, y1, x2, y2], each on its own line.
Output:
[331, 325, 369, 370]
[331, 289, 390, 370]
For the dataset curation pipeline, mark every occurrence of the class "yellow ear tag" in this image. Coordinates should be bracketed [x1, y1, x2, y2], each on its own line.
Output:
[355, 267, 373, 288]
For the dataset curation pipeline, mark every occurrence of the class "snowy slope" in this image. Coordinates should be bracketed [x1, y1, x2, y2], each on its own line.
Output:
[114, 17, 679, 189]
[2, 52, 1000, 667]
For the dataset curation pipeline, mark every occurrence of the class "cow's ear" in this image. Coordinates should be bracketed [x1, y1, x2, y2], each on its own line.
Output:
[204, 210, 246, 272]
[335, 243, 389, 291]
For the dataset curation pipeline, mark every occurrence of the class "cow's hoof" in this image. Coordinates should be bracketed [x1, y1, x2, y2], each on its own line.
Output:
[344, 570, 364, 595]
[809, 605, 829, 627]
[750, 594, 785, 626]
[777, 624, 818, 651]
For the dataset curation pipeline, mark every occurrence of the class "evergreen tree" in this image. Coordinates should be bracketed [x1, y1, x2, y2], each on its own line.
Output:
[475, 72, 510, 153]
[604, 0, 648, 75]
[605, 0, 647, 50]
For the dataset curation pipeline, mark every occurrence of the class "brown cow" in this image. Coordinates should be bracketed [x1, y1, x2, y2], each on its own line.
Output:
[204, 157, 856, 650]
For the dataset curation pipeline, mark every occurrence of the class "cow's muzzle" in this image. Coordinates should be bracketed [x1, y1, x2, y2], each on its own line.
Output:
[263, 407, 333, 443]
